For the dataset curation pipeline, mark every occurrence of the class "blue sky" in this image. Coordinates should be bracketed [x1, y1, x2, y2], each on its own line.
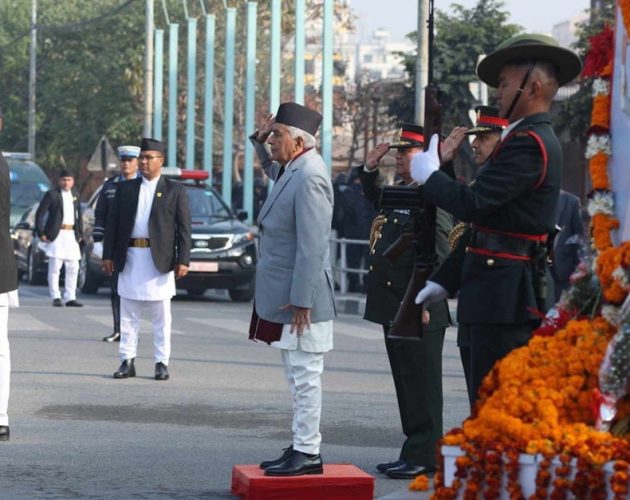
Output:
[352, 0, 592, 42]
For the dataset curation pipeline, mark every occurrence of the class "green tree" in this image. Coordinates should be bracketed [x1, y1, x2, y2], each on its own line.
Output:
[388, 0, 521, 131]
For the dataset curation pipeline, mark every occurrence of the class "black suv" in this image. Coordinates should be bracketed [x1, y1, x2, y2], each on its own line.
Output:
[79, 168, 257, 301]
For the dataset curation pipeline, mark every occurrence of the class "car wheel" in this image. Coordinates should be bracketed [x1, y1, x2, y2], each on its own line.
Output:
[228, 280, 255, 302]
[80, 248, 101, 294]
[186, 288, 207, 297]
[27, 249, 45, 285]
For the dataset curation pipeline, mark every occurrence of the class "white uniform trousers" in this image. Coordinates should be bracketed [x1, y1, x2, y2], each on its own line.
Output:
[47, 257, 79, 302]
[281, 348, 324, 455]
[0, 306, 10, 426]
[119, 297, 171, 364]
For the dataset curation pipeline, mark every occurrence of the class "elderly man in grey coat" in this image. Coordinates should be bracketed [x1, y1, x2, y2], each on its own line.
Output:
[248, 102, 335, 477]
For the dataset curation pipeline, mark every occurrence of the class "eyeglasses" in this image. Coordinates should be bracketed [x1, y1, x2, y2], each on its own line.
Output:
[138, 154, 163, 161]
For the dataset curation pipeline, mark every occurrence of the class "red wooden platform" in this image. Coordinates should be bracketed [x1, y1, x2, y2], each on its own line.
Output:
[231, 464, 375, 500]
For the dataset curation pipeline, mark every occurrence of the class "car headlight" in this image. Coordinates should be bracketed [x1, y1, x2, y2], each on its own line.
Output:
[232, 232, 254, 246]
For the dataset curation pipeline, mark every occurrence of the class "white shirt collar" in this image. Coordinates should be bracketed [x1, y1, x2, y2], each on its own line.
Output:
[501, 118, 524, 140]
[142, 175, 160, 187]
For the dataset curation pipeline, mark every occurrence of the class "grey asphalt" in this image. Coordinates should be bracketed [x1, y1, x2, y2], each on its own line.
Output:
[0, 284, 469, 499]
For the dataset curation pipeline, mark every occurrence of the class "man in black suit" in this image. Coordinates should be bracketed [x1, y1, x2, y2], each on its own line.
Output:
[93, 145, 141, 343]
[0, 106, 19, 441]
[102, 138, 191, 381]
[35, 170, 83, 307]
[549, 190, 583, 301]
[413, 34, 582, 405]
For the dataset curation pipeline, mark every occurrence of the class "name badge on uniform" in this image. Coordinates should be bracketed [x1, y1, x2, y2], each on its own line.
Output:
[393, 209, 411, 215]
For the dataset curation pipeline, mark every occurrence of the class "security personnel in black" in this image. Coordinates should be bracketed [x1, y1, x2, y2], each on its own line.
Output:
[357, 123, 459, 479]
[93, 145, 140, 342]
[412, 34, 582, 407]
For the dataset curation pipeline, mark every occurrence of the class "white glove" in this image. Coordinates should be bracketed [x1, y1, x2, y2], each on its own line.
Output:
[415, 280, 448, 305]
[410, 134, 440, 184]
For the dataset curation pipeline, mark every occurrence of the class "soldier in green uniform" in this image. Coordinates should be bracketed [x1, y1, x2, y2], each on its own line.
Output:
[356, 123, 464, 479]
[412, 34, 582, 406]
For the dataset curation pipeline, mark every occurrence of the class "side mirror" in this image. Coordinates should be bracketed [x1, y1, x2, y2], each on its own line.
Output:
[236, 210, 248, 221]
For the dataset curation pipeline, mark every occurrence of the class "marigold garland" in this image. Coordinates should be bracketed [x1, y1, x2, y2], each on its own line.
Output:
[591, 93, 612, 131]
[620, 0, 630, 36]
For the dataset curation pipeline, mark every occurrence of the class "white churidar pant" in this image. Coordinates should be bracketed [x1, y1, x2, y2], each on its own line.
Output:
[0, 290, 18, 426]
[281, 348, 324, 455]
[119, 297, 171, 364]
[47, 256, 79, 302]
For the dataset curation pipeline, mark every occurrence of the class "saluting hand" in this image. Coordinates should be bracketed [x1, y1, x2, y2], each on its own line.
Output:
[279, 304, 311, 336]
[365, 143, 391, 171]
[256, 114, 275, 143]
[175, 264, 189, 280]
[440, 126, 468, 163]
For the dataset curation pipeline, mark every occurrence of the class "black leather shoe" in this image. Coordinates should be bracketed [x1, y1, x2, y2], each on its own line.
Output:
[155, 362, 169, 381]
[384, 463, 436, 479]
[65, 300, 83, 307]
[377, 459, 406, 473]
[0, 426, 9, 441]
[113, 358, 135, 379]
[102, 332, 121, 342]
[52, 298, 63, 307]
[259, 445, 294, 469]
[264, 450, 323, 476]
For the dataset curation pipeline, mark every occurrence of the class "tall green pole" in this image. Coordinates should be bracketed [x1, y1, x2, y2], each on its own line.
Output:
[294, 0, 305, 104]
[203, 14, 215, 178]
[270, 0, 281, 113]
[153, 29, 164, 141]
[167, 23, 179, 167]
[268, 0, 281, 193]
[321, 0, 333, 170]
[244, 2, 257, 222]
[222, 8, 236, 206]
[186, 18, 197, 169]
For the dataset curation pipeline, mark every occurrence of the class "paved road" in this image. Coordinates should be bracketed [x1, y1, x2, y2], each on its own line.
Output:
[0, 284, 468, 499]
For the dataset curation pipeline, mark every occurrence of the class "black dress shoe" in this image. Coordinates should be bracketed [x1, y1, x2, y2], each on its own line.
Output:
[113, 358, 135, 379]
[0, 426, 9, 441]
[259, 445, 294, 469]
[102, 332, 121, 342]
[376, 459, 406, 473]
[264, 450, 323, 476]
[52, 298, 63, 307]
[155, 362, 169, 381]
[65, 300, 83, 307]
[385, 463, 436, 479]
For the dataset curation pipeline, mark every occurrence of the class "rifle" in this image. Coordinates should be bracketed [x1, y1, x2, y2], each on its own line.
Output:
[378, 0, 443, 341]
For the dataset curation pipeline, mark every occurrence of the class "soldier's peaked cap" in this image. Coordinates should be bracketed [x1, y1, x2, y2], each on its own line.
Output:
[389, 123, 424, 149]
[476, 33, 582, 88]
[140, 137, 165, 154]
[275, 102, 322, 136]
[465, 106, 508, 135]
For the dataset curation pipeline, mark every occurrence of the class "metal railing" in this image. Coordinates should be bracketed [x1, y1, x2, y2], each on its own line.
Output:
[329, 233, 369, 294]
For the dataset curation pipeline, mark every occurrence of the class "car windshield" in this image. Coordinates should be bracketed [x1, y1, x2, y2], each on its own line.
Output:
[185, 185, 231, 218]
[10, 182, 49, 209]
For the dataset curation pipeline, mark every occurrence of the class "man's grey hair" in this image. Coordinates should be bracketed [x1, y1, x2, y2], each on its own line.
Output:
[287, 125, 317, 149]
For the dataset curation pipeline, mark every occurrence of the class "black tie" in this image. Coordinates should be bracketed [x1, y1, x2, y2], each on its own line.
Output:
[276, 166, 285, 181]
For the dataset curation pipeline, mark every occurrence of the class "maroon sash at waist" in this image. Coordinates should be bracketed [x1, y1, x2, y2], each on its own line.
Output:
[249, 303, 283, 344]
